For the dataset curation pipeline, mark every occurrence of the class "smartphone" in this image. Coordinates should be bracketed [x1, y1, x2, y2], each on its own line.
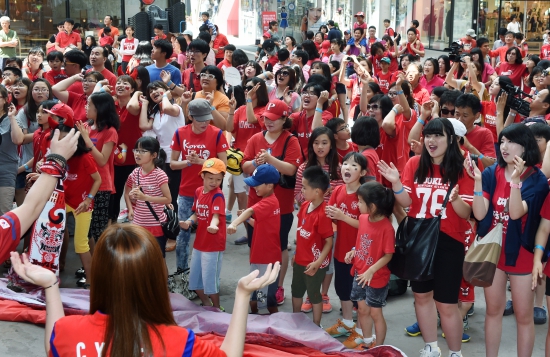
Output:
[467, 155, 475, 176]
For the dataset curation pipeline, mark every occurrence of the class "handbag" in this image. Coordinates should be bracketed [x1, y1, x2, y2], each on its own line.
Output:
[138, 168, 181, 239]
[263, 131, 297, 189]
[168, 268, 198, 300]
[389, 184, 454, 282]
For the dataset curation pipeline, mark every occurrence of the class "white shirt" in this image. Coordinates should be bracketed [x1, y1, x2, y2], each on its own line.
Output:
[143, 106, 186, 162]
[206, 49, 216, 66]
[507, 22, 521, 33]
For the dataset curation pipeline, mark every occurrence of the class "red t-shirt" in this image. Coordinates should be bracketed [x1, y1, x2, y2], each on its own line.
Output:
[213, 33, 229, 59]
[116, 102, 142, 166]
[55, 31, 81, 49]
[412, 84, 430, 105]
[86, 67, 117, 87]
[361, 147, 381, 183]
[295, 201, 334, 268]
[402, 155, 474, 243]
[32, 127, 52, 170]
[460, 38, 476, 53]
[375, 115, 408, 185]
[540, 194, 550, 276]
[192, 187, 226, 252]
[170, 125, 229, 197]
[337, 142, 358, 163]
[329, 185, 360, 262]
[496, 63, 527, 87]
[541, 44, 550, 60]
[289, 110, 333, 157]
[99, 36, 114, 47]
[351, 214, 395, 288]
[43, 69, 68, 86]
[419, 75, 445, 94]
[182, 67, 203, 92]
[88, 126, 118, 192]
[65, 153, 98, 210]
[466, 125, 497, 159]
[0, 212, 22, 264]
[67, 91, 87, 122]
[217, 59, 232, 70]
[243, 131, 302, 215]
[484, 166, 533, 274]
[376, 71, 392, 93]
[231, 105, 264, 151]
[49, 312, 226, 357]
[250, 194, 281, 264]
[67, 81, 84, 95]
[481, 101, 498, 143]
[401, 41, 424, 56]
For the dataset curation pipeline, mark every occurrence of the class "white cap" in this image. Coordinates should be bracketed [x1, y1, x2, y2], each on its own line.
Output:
[448, 118, 467, 137]
[466, 29, 476, 38]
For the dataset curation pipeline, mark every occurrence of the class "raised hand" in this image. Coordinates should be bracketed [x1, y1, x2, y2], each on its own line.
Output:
[10, 252, 57, 288]
[236, 262, 280, 295]
[377, 160, 401, 184]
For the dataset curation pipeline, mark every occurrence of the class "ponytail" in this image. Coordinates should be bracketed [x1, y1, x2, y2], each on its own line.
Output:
[357, 181, 395, 218]
[155, 149, 167, 169]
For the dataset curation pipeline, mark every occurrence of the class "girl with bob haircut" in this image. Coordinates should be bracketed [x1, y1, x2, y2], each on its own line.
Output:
[269, 66, 301, 112]
[10, 224, 280, 357]
[467, 123, 548, 357]
[189, 65, 230, 130]
[351, 115, 381, 182]
[437, 55, 451, 79]
[496, 47, 527, 87]
[378, 117, 475, 357]
[243, 61, 263, 85]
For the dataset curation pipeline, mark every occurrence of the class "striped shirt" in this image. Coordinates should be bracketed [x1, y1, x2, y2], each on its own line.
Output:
[126, 167, 168, 227]
[294, 163, 344, 205]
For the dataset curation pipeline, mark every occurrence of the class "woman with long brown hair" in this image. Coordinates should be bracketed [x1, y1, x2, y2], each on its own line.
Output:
[10, 224, 279, 357]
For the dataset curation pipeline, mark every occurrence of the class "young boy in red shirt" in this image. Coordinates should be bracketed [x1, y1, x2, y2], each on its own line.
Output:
[179, 158, 227, 311]
[292, 165, 334, 326]
[227, 164, 282, 314]
[216, 44, 236, 71]
[43, 51, 67, 86]
[375, 57, 392, 94]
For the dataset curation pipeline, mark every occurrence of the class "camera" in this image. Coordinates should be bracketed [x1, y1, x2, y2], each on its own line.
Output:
[500, 81, 531, 117]
[346, 56, 353, 62]
[445, 42, 464, 62]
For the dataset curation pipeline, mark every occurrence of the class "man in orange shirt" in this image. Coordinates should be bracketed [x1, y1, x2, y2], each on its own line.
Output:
[55, 18, 82, 52]
[97, 15, 120, 44]
[489, 31, 515, 67]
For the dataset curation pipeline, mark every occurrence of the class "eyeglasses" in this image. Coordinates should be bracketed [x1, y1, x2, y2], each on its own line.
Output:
[302, 90, 318, 97]
[278, 71, 290, 77]
[32, 88, 49, 93]
[245, 85, 254, 91]
[82, 79, 97, 84]
[186, 50, 199, 55]
[200, 73, 215, 80]
[440, 108, 456, 115]
[337, 124, 349, 132]
[133, 149, 149, 154]
[12, 83, 25, 88]
[367, 104, 380, 110]
[387, 91, 399, 97]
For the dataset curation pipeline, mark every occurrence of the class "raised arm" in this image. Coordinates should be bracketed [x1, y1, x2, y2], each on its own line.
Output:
[52, 74, 82, 103]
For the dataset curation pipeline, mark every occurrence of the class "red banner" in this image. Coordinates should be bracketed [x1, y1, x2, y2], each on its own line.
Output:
[261, 11, 277, 32]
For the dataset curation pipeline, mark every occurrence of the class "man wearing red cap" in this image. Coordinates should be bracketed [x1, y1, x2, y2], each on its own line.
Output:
[353, 12, 367, 41]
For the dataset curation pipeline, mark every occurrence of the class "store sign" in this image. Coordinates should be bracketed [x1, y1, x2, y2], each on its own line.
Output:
[261, 11, 277, 32]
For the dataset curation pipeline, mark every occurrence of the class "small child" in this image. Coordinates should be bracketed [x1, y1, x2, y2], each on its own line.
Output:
[375, 57, 392, 94]
[292, 165, 334, 326]
[201, 12, 218, 41]
[216, 44, 236, 71]
[43, 51, 67, 85]
[344, 181, 395, 349]
[179, 158, 227, 311]
[227, 164, 282, 314]
[99, 27, 114, 47]
[325, 118, 358, 163]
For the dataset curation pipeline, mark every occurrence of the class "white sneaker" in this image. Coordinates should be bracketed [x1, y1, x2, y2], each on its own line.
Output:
[117, 208, 129, 223]
[419, 346, 441, 357]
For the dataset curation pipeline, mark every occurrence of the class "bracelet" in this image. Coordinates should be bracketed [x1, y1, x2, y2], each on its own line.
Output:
[87, 194, 94, 200]
[474, 191, 483, 196]
[187, 219, 195, 226]
[187, 160, 192, 167]
[170, 84, 176, 90]
[393, 186, 404, 195]
[45, 153, 67, 169]
[246, 99, 252, 103]
[479, 154, 484, 159]
[252, 159, 258, 167]
[211, 106, 216, 111]
[352, 247, 355, 250]
[510, 182, 522, 189]
[44, 279, 59, 290]
[167, 80, 174, 87]
[315, 108, 323, 113]
[417, 118, 425, 125]
[24, 164, 30, 170]
[392, 107, 399, 114]
[509, 112, 517, 117]
[99, 87, 105, 93]
[535, 244, 545, 252]
[395, 90, 404, 95]
[121, 149, 127, 153]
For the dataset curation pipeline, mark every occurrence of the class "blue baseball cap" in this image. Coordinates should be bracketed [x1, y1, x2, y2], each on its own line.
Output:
[244, 164, 280, 187]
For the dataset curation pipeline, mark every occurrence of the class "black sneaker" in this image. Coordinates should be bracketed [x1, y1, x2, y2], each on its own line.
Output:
[76, 277, 87, 287]
[75, 267, 85, 279]
[467, 304, 474, 317]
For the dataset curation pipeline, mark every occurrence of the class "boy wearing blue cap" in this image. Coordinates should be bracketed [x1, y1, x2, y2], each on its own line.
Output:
[228, 164, 281, 314]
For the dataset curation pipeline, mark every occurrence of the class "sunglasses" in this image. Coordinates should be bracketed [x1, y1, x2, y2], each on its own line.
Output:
[440, 108, 455, 115]
[278, 71, 290, 77]
[367, 104, 380, 110]
[245, 85, 254, 91]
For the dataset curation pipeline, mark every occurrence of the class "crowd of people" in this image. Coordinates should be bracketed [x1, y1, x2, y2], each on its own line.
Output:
[0, 10, 550, 357]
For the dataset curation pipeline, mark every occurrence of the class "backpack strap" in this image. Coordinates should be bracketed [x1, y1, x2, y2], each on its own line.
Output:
[188, 70, 195, 92]
[138, 168, 161, 222]
[216, 129, 222, 146]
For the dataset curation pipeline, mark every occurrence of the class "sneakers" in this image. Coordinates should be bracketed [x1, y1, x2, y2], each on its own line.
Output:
[467, 303, 475, 317]
[356, 337, 376, 350]
[276, 286, 285, 305]
[117, 208, 129, 223]
[463, 315, 469, 331]
[442, 332, 471, 343]
[419, 346, 441, 357]
[200, 302, 225, 312]
[234, 236, 248, 245]
[534, 306, 548, 324]
[325, 319, 354, 337]
[504, 299, 514, 316]
[342, 329, 364, 349]
[322, 294, 333, 313]
[301, 297, 312, 312]
[226, 213, 232, 223]
[405, 321, 422, 336]
[75, 267, 85, 279]
[76, 277, 87, 287]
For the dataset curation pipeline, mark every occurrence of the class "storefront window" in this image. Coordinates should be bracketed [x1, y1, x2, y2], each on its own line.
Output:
[411, 0, 449, 50]
[69, 0, 123, 37]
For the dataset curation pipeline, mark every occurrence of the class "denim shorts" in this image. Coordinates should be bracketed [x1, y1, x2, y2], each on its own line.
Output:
[188, 249, 223, 295]
[15, 172, 28, 190]
[350, 275, 389, 308]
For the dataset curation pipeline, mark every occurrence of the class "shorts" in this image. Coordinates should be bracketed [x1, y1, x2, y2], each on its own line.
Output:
[232, 173, 249, 194]
[410, 231, 465, 304]
[334, 257, 354, 301]
[188, 249, 223, 295]
[335, 82, 346, 94]
[326, 232, 336, 275]
[15, 172, 28, 190]
[250, 263, 280, 307]
[66, 204, 92, 254]
[350, 277, 389, 308]
[291, 262, 327, 304]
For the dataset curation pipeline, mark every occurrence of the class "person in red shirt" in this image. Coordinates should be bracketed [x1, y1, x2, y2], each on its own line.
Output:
[344, 181, 395, 349]
[183, 39, 208, 92]
[292, 165, 334, 326]
[43, 51, 67, 85]
[180, 158, 227, 311]
[216, 44, 235, 71]
[99, 27, 114, 47]
[399, 28, 425, 58]
[325, 118, 358, 163]
[353, 12, 367, 41]
[87, 46, 117, 87]
[212, 26, 229, 65]
[151, 23, 167, 45]
[406, 62, 430, 105]
[495, 46, 527, 87]
[242, 99, 302, 305]
[227, 164, 282, 314]
[97, 15, 120, 43]
[459, 29, 477, 53]
[419, 58, 445, 94]
[379, 117, 474, 357]
[170, 98, 228, 272]
[488, 31, 515, 67]
[351, 117, 381, 182]
[374, 57, 392, 94]
[541, 42, 550, 60]
[55, 18, 82, 52]
[10, 222, 280, 357]
[52, 71, 104, 122]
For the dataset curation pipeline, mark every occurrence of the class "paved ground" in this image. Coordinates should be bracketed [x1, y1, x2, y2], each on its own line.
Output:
[0, 43, 547, 356]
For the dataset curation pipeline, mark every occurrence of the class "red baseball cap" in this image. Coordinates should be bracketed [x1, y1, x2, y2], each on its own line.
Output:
[354, 12, 365, 17]
[45, 103, 75, 129]
[263, 99, 290, 121]
[263, 32, 271, 38]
